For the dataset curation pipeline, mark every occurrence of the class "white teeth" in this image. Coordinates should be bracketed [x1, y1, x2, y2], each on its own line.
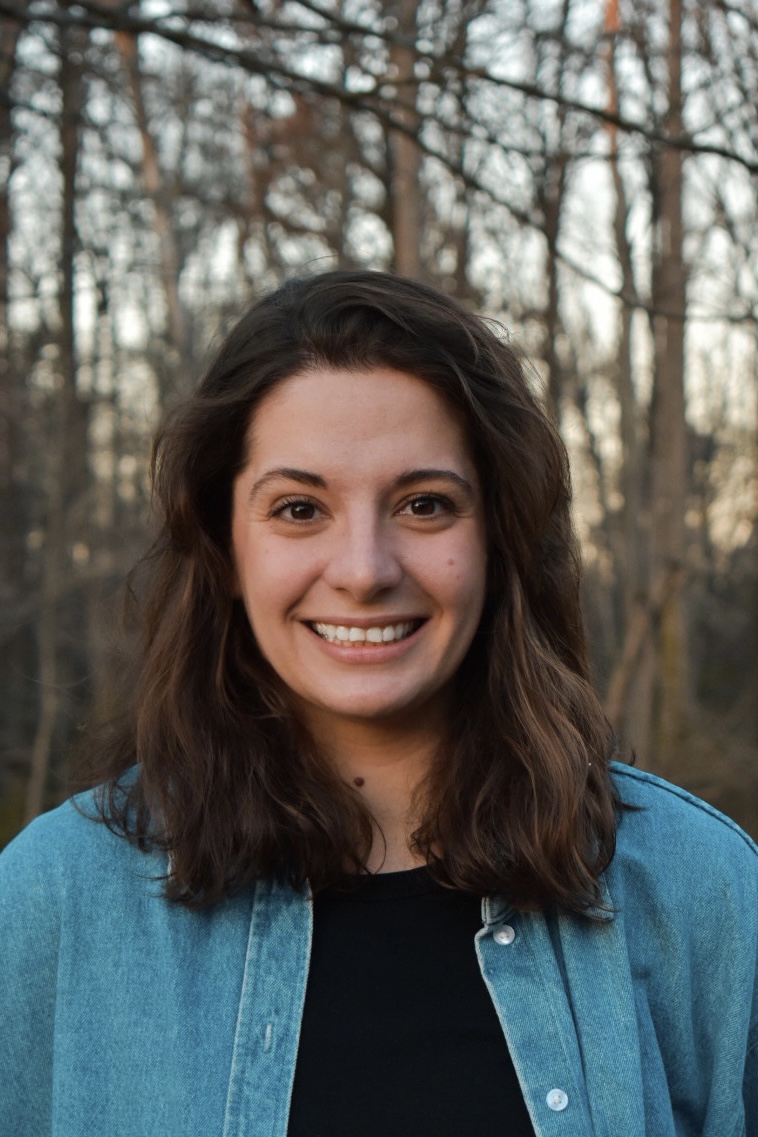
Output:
[312, 621, 417, 645]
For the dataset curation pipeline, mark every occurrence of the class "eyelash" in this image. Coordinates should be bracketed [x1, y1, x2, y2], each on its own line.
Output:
[399, 493, 456, 518]
[270, 492, 457, 522]
[271, 496, 322, 521]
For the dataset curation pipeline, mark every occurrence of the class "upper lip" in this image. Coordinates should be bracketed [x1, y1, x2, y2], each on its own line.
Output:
[303, 617, 425, 627]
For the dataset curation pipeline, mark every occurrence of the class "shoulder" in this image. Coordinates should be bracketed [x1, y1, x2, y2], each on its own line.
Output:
[610, 760, 758, 857]
[0, 779, 163, 921]
[1, 793, 95, 898]
[3, 787, 120, 869]
[608, 761, 758, 922]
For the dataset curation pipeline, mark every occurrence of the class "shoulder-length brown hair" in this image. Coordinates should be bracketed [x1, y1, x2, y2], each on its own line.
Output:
[82, 270, 618, 912]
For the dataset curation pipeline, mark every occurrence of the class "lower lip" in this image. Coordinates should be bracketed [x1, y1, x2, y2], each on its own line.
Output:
[304, 623, 424, 662]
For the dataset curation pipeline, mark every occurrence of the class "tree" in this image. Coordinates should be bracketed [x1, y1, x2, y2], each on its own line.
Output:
[0, 0, 755, 843]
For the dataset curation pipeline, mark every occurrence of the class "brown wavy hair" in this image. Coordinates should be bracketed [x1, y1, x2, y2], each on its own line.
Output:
[81, 270, 618, 912]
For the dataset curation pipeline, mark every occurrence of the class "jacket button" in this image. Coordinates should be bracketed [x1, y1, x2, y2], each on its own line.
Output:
[493, 924, 516, 945]
[546, 1088, 568, 1111]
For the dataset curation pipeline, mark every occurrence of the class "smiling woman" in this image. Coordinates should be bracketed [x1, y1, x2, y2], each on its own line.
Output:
[228, 366, 488, 873]
[229, 366, 486, 797]
[1, 271, 757, 1137]
[99, 269, 617, 908]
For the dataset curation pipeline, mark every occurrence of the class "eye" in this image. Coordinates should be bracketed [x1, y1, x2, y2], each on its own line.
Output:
[399, 494, 453, 518]
[272, 497, 321, 522]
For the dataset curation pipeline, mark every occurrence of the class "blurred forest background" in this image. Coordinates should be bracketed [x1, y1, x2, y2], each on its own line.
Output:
[0, 0, 756, 847]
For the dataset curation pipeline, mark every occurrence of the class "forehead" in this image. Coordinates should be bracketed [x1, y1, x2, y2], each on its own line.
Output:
[245, 366, 474, 471]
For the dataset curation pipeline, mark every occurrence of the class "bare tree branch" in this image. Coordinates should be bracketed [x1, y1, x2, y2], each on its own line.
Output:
[2, 0, 757, 175]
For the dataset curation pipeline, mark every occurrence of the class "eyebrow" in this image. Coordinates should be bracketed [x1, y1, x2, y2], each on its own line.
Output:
[249, 466, 476, 501]
[394, 468, 476, 498]
[249, 467, 327, 501]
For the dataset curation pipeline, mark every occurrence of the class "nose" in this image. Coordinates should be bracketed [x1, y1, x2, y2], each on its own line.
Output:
[322, 515, 403, 600]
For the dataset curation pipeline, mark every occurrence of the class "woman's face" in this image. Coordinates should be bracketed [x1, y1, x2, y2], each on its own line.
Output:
[230, 366, 487, 738]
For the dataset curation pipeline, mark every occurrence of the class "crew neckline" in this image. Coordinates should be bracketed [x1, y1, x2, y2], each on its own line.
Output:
[325, 864, 442, 902]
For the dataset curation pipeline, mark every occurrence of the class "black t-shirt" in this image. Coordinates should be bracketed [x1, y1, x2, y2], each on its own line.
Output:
[287, 865, 535, 1136]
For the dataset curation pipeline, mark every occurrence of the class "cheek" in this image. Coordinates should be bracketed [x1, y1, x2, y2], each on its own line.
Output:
[442, 538, 488, 600]
[234, 537, 318, 621]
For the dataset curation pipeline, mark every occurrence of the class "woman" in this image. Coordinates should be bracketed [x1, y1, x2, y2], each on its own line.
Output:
[1, 271, 756, 1137]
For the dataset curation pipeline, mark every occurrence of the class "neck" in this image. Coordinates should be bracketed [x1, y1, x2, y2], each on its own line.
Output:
[300, 710, 443, 873]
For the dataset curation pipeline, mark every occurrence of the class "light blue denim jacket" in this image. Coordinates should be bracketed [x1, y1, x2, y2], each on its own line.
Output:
[1, 763, 757, 1137]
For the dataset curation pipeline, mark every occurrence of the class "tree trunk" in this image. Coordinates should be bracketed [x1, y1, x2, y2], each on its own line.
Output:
[603, 0, 689, 769]
[646, 0, 689, 775]
[386, 0, 421, 276]
[603, 0, 648, 741]
[25, 16, 89, 823]
[537, 0, 572, 420]
[115, 30, 191, 394]
[0, 20, 20, 593]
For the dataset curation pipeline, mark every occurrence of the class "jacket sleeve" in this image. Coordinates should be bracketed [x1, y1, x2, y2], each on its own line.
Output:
[0, 817, 62, 1137]
[748, 970, 758, 1136]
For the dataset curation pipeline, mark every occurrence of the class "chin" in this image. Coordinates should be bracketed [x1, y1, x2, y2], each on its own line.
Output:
[323, 694, 434, 727]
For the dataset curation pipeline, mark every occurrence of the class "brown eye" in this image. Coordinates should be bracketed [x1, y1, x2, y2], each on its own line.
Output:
[289, 502, 316, 520]
[404, 495, 451, 517]
[411, 497, 438, 516]
[274, 499, 320, 521]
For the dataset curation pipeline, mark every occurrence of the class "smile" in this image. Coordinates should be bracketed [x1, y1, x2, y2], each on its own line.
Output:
[309, 620, 423, 645]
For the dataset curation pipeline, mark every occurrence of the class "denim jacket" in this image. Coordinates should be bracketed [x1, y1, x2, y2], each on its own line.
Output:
[1, 763, 757, 1137]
